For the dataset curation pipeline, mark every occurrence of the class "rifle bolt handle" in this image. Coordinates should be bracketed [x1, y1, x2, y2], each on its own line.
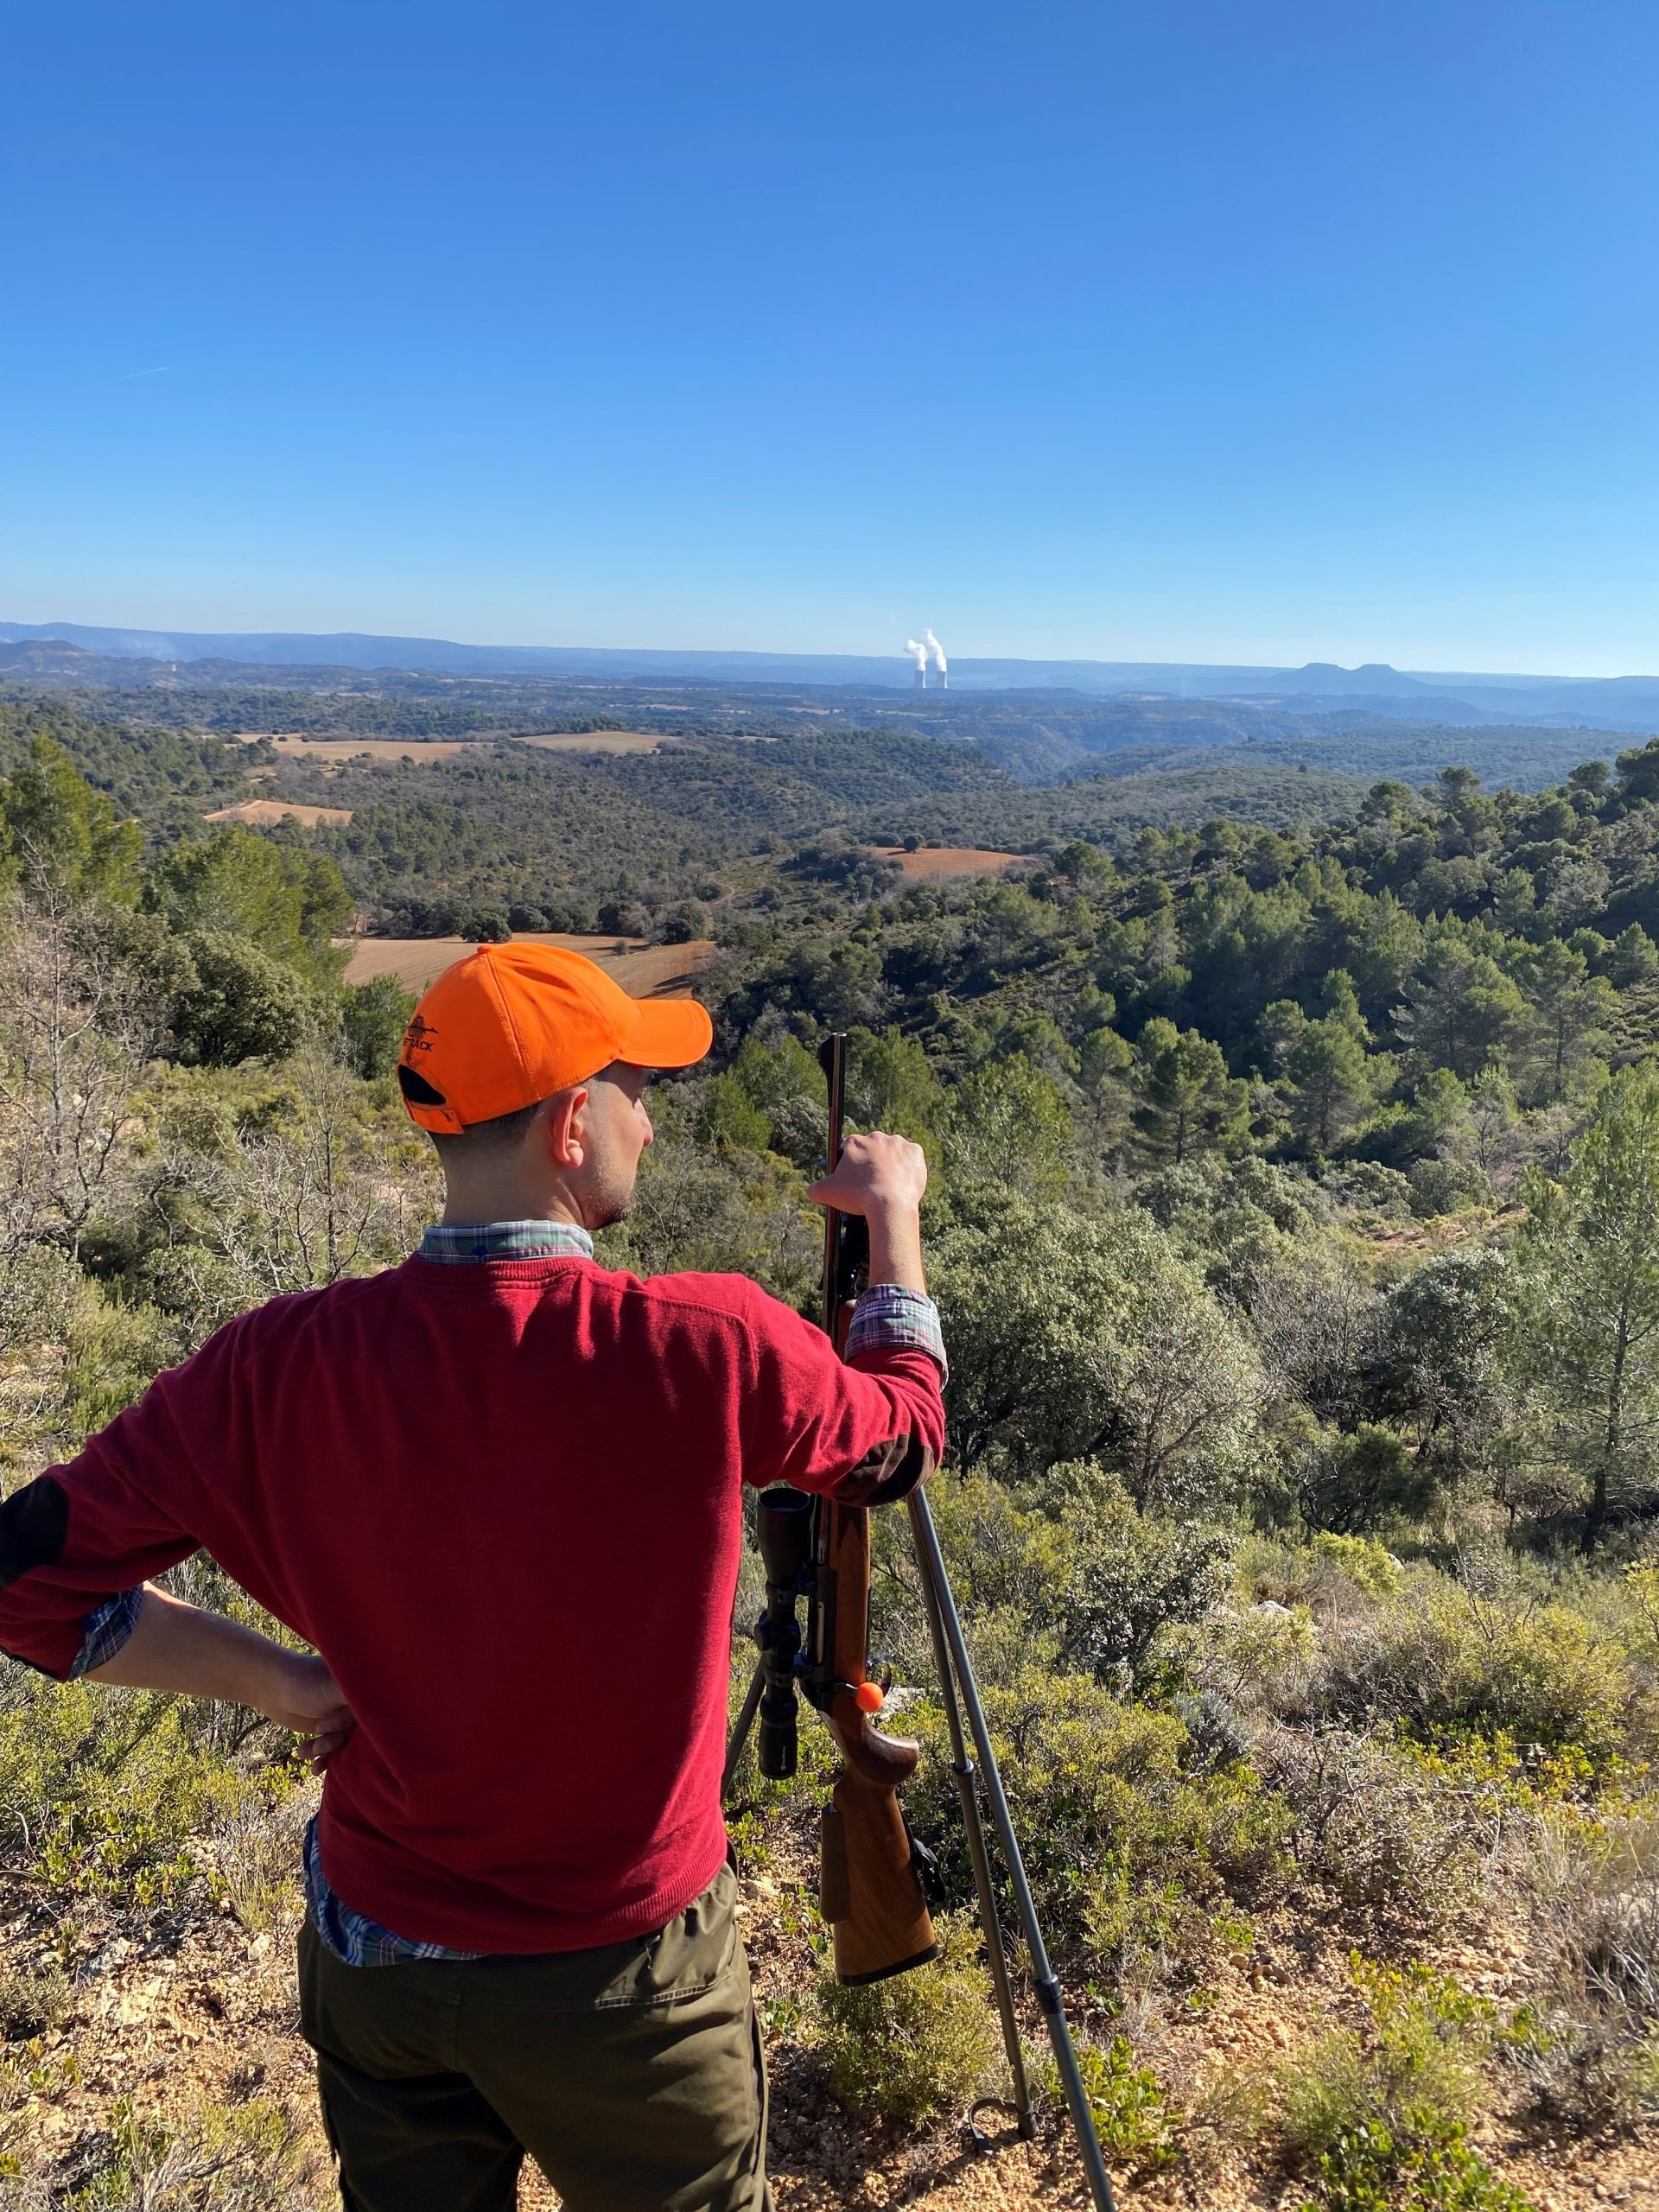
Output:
[853, 1681, 884, 1714]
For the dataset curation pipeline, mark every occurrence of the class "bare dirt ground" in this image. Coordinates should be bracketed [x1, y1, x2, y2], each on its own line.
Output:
[12, 1827, 1654, 2212]
[204, 800, 355, 829]
[876, 849, 1025, 880]
[337, 932, 715, 995]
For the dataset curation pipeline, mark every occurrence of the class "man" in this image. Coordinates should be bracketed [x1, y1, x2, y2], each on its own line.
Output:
[0, 943, 946, 2212]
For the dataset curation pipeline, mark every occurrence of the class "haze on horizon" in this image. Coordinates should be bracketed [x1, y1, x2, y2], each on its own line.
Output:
[5, 3, 1657, 678]
[3, 617, 1653, 693]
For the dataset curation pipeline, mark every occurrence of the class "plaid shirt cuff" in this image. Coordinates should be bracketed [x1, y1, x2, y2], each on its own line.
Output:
[846, 1285, 948, 1383]
[68, 1587, 144, 1679]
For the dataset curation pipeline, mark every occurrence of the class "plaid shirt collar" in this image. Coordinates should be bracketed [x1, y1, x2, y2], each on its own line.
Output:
[416, 1218, 595, 1265]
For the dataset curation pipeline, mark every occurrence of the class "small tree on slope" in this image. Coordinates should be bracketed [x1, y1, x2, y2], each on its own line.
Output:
[1510, 1061, 1659, 1554]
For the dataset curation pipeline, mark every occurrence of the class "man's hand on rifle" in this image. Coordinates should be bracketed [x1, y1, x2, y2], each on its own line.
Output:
[809, 1129, 927, 1216]
[808, 1131, 928, 1294]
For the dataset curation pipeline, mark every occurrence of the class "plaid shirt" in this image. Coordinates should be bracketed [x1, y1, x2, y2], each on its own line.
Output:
[72, 1217, 947, 1965]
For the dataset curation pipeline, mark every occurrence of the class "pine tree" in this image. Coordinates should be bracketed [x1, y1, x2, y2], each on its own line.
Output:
[1131, 1020, 1249, 1165]
[0, 736, 143, 904]
[1511, 1064, 1659, 1553]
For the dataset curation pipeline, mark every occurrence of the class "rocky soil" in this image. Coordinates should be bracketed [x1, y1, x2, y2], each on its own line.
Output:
[6, 1832, 1655, 2210]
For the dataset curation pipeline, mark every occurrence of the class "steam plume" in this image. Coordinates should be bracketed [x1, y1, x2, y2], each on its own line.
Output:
[923, 628, 947, 674]
[905, 638, 928, 671]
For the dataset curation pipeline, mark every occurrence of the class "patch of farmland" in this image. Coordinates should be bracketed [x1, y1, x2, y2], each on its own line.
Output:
[512, 730, 665, 754]
[205, 798, 354, 828]
[238, 736, 473, 764]
[875, 845, 1024, 878]
[339, 933, 715, 997]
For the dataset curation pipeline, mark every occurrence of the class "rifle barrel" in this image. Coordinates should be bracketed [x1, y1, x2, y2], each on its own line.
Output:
[818, 1033, 847, 1338]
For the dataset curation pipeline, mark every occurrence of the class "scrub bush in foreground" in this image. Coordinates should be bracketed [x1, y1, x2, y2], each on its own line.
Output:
[907, 1662, 1290, 1995]
[1506, 1814, 1659, 2129]
[3, 2092, 320, 2209]
[1275, 1957, 1530, 2212]
[1048, 2036, 1177, 2175]
[0, 1670, 258, 1912]
[813, 1916, 999, 2123]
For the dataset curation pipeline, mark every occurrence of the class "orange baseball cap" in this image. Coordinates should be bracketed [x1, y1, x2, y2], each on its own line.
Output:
[397, 942, 714, 1135]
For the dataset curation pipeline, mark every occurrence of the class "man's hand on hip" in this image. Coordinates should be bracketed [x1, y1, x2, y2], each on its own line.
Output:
[262, 1651, 357, 1774]
[87, 1585, 357, 1776]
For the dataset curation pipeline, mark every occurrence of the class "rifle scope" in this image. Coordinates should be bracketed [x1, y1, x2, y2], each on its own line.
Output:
[754, 1486, 814, 1779]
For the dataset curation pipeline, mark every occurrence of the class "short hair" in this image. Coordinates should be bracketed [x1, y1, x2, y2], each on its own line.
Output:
[423, 1096, 545, 1160]
[404, 1061, 631, 1160]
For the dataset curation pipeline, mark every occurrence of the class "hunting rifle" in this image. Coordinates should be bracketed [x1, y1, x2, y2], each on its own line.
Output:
[722, 1035, 1118, 2211]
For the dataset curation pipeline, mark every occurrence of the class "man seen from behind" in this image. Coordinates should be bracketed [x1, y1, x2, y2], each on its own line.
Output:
[0, 944, 947, 2212]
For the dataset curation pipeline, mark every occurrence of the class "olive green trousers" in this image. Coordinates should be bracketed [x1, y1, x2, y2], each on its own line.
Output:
[297, 1866, 772, 2212]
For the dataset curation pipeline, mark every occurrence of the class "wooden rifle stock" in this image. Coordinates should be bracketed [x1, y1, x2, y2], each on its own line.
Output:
[813, 1034, 938, 1985]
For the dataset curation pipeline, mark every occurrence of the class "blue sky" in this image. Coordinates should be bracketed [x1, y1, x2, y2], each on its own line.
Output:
[3, 1, 1656, 672]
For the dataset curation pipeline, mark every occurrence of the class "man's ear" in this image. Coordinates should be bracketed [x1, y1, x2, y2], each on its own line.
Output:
[543, 1085, 590, 1170]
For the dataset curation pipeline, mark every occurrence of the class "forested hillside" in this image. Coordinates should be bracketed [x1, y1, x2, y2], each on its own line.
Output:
[10, 670, 1618, 787]
[3, 705, 1659, 2209]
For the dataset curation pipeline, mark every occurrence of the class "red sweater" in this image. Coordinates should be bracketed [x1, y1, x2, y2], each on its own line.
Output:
[0, 1255, 944, 1952]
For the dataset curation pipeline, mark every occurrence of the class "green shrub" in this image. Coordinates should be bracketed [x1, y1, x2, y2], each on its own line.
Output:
[930, 1193, 1265, 1511]
[1313, 1533, 1403, 1599]
[170, 931, 317, 1068]
[1507, 1813, 1659, 2128]
[913, 1471, 1069, 1624]
[908, 1662, 1289, 1991]
[1032, 1460, 1236, 1689]
[0, 1671, 257, 1913]
[813, 1916, 999, 2123]
[1307, 1582, 1636, 1773]
[1505, 2009, 1659, 2135]
[696, 1070, 772, 1155]
[1189, 1593, 1318, 1709]
[1236, 1532, 1402, 1620]
[1281, 1957, 1492, 2155]
[918, 1464, 1234, 1692]
[0, 1962, 69, 2042]
[1301, 2116, 1535, 2212]
[339, 973, 415, 1078]
[56, 1290, 184, 1442]
[1277, 1956, 1528, 2211]
[11, 2092, 319, 2209]
[1046, 2036, 1176, 2173]
[1298, 1425, 1437, 1537]
[1259, 1728, 1478, 1927]
[213, 1791, 313, 1939]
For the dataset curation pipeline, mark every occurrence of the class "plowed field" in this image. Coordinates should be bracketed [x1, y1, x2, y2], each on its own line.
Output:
[340, 932, 715, 995]
[876, 847, 1022, 879]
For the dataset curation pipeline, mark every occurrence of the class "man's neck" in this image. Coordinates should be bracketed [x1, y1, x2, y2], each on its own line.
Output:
[438, 1192, 586, 1230]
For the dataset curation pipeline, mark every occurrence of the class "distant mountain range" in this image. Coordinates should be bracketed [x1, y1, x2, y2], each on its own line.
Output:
[5, 620, 1659, 733]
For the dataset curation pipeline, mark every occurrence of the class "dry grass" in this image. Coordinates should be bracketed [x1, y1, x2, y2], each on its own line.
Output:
[203, 801, 354, 829]
[234, 736, 471, 764]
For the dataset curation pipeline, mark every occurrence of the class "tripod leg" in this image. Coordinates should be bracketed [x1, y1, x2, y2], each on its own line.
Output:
[907, 1491, 1119, 2212]
[906, 1494, 1035, 2140]
[722, 1658, 765, 1798]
